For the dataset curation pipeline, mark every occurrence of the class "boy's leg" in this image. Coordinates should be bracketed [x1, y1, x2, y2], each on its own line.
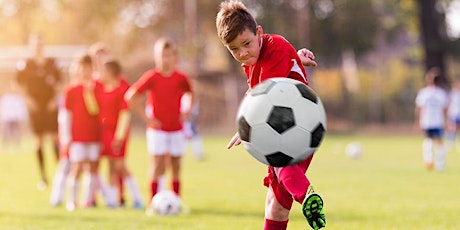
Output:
[264, 186, 290, 230]
[50, 158, 70, 206]
[423, 138, 434, 170]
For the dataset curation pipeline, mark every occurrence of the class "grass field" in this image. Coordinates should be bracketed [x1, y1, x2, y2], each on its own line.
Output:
[1, 132, 460, 230]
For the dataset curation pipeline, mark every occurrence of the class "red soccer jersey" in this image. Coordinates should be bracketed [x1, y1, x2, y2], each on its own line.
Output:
[95, 79, 130, 131]
[63, 84, 100, 142]
[243, 34, 308, 88]
[130, 69, 192, 131]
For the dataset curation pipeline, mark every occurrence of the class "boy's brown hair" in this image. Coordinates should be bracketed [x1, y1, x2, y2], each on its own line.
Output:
[103, 59, 122, 77]
[216, 0, 258, 44]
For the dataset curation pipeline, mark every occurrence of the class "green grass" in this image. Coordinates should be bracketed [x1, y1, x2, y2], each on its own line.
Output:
[1, 133, 460, 230]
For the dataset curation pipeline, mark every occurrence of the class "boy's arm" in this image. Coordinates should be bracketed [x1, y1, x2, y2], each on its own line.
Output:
[114, 110, 130, 141]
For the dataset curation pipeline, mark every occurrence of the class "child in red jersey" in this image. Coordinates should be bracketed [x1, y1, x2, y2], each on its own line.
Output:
[216, 1, 325, 230]
[61, 54, 115, 211]
[125, 38, 194, 203]
[95, 59, 144, 209]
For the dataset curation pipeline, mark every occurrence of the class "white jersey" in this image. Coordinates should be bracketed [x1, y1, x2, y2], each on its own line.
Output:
[447, 89, 460, 119]
[415, 86, 448, 129]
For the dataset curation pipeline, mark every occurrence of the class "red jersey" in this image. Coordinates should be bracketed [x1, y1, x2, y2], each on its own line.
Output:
[243, 34, 308, 88]
[63, 84, 100, 142]
[95, 79, 130, 131]
[130, 69, 192, 131]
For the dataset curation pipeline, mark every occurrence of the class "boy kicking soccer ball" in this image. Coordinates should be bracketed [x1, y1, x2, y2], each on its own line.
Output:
[216, 1, 325, 229]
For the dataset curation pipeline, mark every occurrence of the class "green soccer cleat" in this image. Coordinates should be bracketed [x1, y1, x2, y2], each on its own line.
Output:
[302, 188, 326, 230]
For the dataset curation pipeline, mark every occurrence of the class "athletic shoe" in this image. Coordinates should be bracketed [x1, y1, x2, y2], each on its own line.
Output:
[302, 187, 326, 230]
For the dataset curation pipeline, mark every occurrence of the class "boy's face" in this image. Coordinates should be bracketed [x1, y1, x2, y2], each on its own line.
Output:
[225, 26, 262, 66]
[155, 47, 177, 71]
[76, 64, 93, 81]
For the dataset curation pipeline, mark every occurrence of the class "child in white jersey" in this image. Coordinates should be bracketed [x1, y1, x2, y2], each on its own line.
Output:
[446, 78, 460, 151]
[415, 67, 449, 171]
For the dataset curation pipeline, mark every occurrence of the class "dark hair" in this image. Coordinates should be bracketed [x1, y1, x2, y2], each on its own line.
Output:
[103, 59, 122, 77]
[216, 1, 258, 44]
[78, 54, 93, 66]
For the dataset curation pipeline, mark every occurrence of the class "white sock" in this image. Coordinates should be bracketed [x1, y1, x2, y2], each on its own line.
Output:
[435, 144, 446, 171]
[97, 175, 117, 206]
[125, 176, 143, 203]
[422, 139, 434, 164]
[67, 178, 79, 205]
[192, 137, 204, 159]
[50, 159, 70, 205]
[83, 174, 97, 205]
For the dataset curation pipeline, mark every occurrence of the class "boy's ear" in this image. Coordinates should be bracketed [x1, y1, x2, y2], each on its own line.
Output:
[256, 25, 263, 36]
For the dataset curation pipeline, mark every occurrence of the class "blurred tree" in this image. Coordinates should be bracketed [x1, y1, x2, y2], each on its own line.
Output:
[417, 0, 449, 87]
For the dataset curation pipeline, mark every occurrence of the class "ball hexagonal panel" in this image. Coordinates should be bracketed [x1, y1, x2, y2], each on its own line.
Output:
[265, 151, 294, 167]
[267, 106, 295, 134]
[250, 79, 276, 96]
[310, 123, 325, 148]
[295, 83, 318, 104]
[237, 116, 251, 142]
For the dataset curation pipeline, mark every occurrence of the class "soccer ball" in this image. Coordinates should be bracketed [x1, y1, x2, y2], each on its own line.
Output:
[236, 77, 327, 167]
[345, 142, 363, 159]
[150, 190, 182, 216]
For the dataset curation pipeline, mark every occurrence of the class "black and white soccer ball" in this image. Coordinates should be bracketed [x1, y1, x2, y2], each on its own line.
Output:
[236, 78, 327, 167]
[150, 190, 182, 216]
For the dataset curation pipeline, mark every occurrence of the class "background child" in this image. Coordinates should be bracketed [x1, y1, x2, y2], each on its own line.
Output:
[446, 78, 460, 151]
[125, 38, 194, 204]
[415, 67, 449, 171]
[216, 1, 325, 229]
[95, 59, 144, 209]
[61, 54, 115, 211]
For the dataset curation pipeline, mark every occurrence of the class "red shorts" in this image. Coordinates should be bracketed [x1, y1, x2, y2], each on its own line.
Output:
[263, 155, 313, 210]
[101, 129, 128, 158]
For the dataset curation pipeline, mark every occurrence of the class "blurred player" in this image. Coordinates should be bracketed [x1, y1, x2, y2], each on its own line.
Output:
[61, 54, 115, 211]
[446, 78, 460, 151]
[415, 67, 449, 171]
[0, 81, 28, 150]
[181, 94, 204, 160]
[216, 1, 325, 229]
[125, 38, 194, 203]
[16, 34, 62, 190]
[95, 59, 144, 209]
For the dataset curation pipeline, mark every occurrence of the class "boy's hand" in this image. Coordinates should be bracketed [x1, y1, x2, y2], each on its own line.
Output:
[297, 48, 318, 67]
[147, 117, 161, 128]
[227, 132, 241, 149]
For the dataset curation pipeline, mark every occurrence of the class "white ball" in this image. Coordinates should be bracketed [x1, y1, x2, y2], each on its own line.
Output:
[236, 78, 327, 167]
[150, 190, 182, 216]
[345, 142, 363, 159]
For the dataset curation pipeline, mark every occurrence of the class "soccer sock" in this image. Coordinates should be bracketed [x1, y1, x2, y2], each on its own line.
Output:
[276, 165, 310, 203]
[263, 219, 288, 230]
[172, 180, 180, 196]
[53, 141, 60, 162]
[125, 176, 143, 203]
[118, 175, 125, 204]
[37, 148, 46, 182]
[84, 174, 97, 206]
[192, 137, 204, 159]
[49, 159, 70, 205]
[97, 174, 116, 205]
[67, 178, 79, 205]
[435, 144, 446, 171]
[150, 181, 158, 199]
[422, 138, 434, 164]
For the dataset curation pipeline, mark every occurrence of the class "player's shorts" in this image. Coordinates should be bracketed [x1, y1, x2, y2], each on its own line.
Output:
[69, 142, 101, 163]
[29, 109, 58, 135]
[263, 155, 313, 210]
[146, 128, 186, 157]
[101, 129, 127, 159]
[423, 128, 444, 139]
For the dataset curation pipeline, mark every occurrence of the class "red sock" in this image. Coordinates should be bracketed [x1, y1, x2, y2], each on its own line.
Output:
[275, 165, 310, 203]
[264, 219, 288, 230]
[118, 175, 124, 203]
[150, 181, 158, 199]
[172, 180, 180, 196]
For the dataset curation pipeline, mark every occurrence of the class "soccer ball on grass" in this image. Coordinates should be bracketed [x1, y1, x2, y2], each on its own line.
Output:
[236, 78, 327, 167]
[148, 190, 182, 216]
